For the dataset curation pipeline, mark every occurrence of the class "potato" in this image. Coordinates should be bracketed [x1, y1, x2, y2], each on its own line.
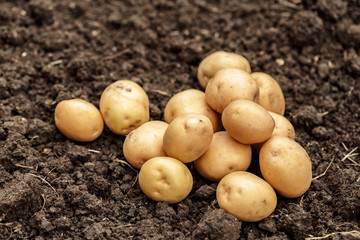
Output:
[259, 136, 312, 198]
[216, 171, 277, 222]
[250, 72, 285, 115]
[222, 99, 275, 144]
[252, 111, 295, 152]
[205, 68, 259, 113]
[268, 112, 295, 139]
[54, 99, 104, 142]
[163, 113, 213, 163]
[197, 51, 251, 88]
[164, 89, 221, 132]
[99, 80, 149, 135]
[194, 131, 252, 182]
[123, 121, 168, 169]
[139, 157, 193, 204]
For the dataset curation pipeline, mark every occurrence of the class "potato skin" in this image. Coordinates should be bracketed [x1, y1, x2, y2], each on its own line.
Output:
[268, 112, 295, 139]
[54, 99, 104, 142]
[252, 112, 295, 153]
[251, 72, 285, 115]
[139, 157, 193, 204]
[123, 121, 168, 169]
[216, 171, 277, 222]
[99, 80, 149, 135]
[163, 113, 213, 163]
[205, 68, 259, 114]
[194, 131, 252, 182]
[222, 99, 275, 144]
[259, 136, 312, 198]
[164, 89, 221, 132]
[197, 51, 251, 88]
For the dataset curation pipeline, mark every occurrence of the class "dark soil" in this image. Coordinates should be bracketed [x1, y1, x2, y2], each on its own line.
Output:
[0, 0, 359, 239]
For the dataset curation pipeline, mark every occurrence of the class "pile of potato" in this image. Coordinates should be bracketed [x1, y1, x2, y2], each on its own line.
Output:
[54, 51, 312, 222]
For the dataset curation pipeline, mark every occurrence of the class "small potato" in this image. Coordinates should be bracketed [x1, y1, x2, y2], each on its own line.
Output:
[252, 112, 295, 152]
[54, 99, 104, 142]
[222, 99, 275, 144]
[268, 112, 295, 139]
[251, 72, 285, 115]
[139, 157, 193, 204]
[216, 171, 277, 222]
[99, 80, 149, 135]
[197, 51, 251, 88]
[194, 131, 252, 182]
[260, 136, 312, 198]
[163, 113, 213, 163]
[123, 121, 168, 169]
[164, 89, 221, 132]
[205, 68, 259, 113]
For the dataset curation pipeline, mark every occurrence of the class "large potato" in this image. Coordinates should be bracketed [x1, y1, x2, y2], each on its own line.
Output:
[123, 121, 168, 169]
[197, 51, 251, 88]
[222, 99, 275, 144]
[251, 72, 285, 115]
[205, 68, 259, 114]
[99, 80, 149, 135]
[163, 113, 213, 163]
[216, 171, 277, 222]
[54, 99, 104, 142]
[259, 136, 312, 198]
[252, 111, 295, 152]
[194, 131, 252, 182]
[164, 89, 221, 132]
[139, 157, 193, 204]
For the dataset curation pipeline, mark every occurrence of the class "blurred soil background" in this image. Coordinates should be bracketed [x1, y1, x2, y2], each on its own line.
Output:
[0, 0, 359, 239]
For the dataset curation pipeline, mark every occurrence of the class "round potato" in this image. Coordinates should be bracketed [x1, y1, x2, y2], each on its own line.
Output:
[251, 72, 285, 115]
[54, 99, 104, 142]
[197, 51, 251, 88]
[268, 112, 295, 139]
[139, 157, 193, 204]
[194, 131, 252, 182]
[205, 68, 259, 113]
[252, 111, 295, 152]
[222, 99, 275, 144]
[163, 113, 213, 163]
[259, 136, 312, 198]
[164, 89, 221, 132]
[216, 171, 277, 222]
[99, 80, 149, 135]
[123, 121, 168, 169]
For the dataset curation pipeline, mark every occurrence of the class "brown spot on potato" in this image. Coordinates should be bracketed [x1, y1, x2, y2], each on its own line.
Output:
[271, 150, 278, 157]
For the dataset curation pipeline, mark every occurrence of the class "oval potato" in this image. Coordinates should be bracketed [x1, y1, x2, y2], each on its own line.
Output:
[99, 80, 149, 135]
[252, 111, 295, 152]
[163, 113, 213, 163]
[123, 121, 168, 169]
[222, 99, 275, 144]
[216, 171, 277, 222]
[164, 89, 221, 132]
[54, 99, 104, 142]
[139, 157, 193, 204]
[194, 131, 252, 182]
[197, 51, 251, 88]
[251, 72, 285, 115]
[259, 136, 312, 198]
[205, 68, 259, 114]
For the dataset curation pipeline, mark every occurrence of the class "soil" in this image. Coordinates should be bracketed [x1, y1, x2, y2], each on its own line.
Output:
[0, 0, 359, 239]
